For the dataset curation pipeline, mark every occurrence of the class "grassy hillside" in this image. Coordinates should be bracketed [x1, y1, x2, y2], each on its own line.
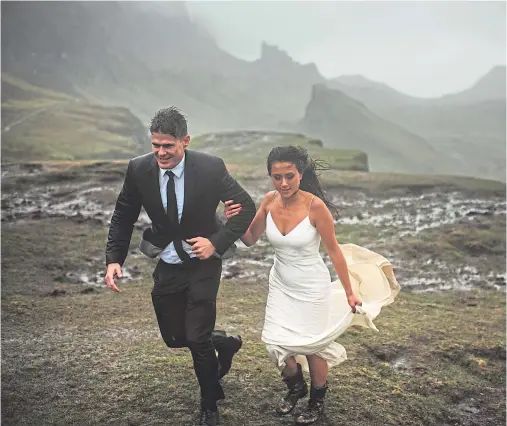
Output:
[191, 130, 369, 172]
[1, 74, 150, 162]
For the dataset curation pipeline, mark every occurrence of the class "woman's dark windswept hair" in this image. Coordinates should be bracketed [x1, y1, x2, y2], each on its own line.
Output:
[267, 146, 338, 216]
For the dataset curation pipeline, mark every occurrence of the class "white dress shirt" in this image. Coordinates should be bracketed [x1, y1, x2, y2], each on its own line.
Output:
[158, 154, 196, 264]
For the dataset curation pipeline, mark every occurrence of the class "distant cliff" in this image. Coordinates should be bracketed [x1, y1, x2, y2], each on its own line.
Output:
[297, 84, 450, 174]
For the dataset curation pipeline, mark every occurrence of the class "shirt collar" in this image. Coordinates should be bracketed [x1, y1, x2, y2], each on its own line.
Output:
[159, 153, 185, 179]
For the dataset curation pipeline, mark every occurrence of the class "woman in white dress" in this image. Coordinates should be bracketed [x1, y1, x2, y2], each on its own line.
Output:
[224, 146, 400, 424]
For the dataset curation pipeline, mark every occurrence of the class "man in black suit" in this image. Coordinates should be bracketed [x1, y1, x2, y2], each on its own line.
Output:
[104, 107, 256, 426]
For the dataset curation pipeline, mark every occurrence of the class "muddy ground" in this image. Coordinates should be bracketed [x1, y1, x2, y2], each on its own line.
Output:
[1, 162, 506, 425]
[2, 162, 505, 294]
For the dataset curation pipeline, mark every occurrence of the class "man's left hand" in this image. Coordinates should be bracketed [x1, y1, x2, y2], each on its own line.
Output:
[186, 237, 216, 260]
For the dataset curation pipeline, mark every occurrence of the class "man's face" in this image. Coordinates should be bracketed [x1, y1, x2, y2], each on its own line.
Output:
[151, 132, 190, 169]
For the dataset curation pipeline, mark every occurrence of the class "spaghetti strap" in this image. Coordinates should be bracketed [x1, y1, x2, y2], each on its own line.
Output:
[308, 196, 316, 213]
[266, 191, 278, 216]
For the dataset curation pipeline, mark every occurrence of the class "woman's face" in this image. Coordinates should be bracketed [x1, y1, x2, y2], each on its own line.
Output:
[270, 161, 302, 199]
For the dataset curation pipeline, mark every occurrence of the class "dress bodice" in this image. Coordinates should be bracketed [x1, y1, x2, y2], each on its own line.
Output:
[265, 211, 322, 266]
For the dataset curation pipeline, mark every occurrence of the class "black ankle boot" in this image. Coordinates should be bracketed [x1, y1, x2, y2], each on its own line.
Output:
[276, 363, 308, 415]
[217, 335, 242, 379]
[295, 382, 328, 424]
[198, 407, 220, 426]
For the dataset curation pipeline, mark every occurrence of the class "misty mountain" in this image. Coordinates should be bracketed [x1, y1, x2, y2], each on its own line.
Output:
[436, 66, 506, 105]
[1, 1, 323, 132]
[1, 1, 238, 127]
[330, 66, 506, 180]
[329, 66, 506, 109]
[378, 68, 506, 181]
[327, 75, 424, 110]
[1, 1, 504, 179]
[378, 100, 506, 181]
[296, 84, 448, 174]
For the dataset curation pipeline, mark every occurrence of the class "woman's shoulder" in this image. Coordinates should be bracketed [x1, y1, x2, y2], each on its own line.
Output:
[306, 194, 329, 216]
[299, 191, 324, 207]
[259, 191, 277, 212]
[262, 190, 277, 203]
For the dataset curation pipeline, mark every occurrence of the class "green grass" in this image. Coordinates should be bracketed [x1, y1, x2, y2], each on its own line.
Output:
[320, 170, 506, 195]
[1, 74, 73, 103]
[191, 131, 369, 172]
[1, 74, 149, 162]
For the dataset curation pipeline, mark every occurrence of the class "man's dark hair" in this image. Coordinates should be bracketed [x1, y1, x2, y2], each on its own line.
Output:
[149, 107, 188, 139]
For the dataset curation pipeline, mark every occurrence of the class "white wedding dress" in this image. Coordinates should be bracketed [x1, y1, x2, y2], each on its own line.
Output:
[261, 209, 400, 372]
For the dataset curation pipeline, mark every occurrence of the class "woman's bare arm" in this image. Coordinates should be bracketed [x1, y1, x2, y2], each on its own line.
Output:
[224, 191, 275, 247]
[312, 198, 361, 310]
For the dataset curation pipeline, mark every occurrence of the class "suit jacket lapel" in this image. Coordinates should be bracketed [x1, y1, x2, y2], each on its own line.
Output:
[147, 154, 167, 219]
[181, 149, 197, 225]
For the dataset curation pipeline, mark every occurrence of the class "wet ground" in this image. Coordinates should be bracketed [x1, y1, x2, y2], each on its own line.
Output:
[1, 162, 505, 426]
[1, 162, 505, 293]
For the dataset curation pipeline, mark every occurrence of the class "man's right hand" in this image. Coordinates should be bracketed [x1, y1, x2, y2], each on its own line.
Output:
[104, 263, 122, 292]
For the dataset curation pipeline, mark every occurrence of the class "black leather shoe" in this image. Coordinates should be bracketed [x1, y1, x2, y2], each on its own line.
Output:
[218, 335, 242, 379]
[198, 408, 220, 426]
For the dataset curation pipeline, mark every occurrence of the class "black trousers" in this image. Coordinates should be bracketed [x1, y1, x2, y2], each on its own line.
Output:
[151, 258, 227, 409]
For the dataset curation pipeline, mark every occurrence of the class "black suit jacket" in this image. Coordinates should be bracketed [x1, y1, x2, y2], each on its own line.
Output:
[105, 149, 256, 266]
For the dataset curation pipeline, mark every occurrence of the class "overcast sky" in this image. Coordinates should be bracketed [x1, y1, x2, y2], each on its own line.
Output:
[186, 1, 506, 98]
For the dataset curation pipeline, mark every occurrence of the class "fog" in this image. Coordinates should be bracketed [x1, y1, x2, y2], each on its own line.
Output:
[186, 1, 506, 97]
[2, 0, 505, 180]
